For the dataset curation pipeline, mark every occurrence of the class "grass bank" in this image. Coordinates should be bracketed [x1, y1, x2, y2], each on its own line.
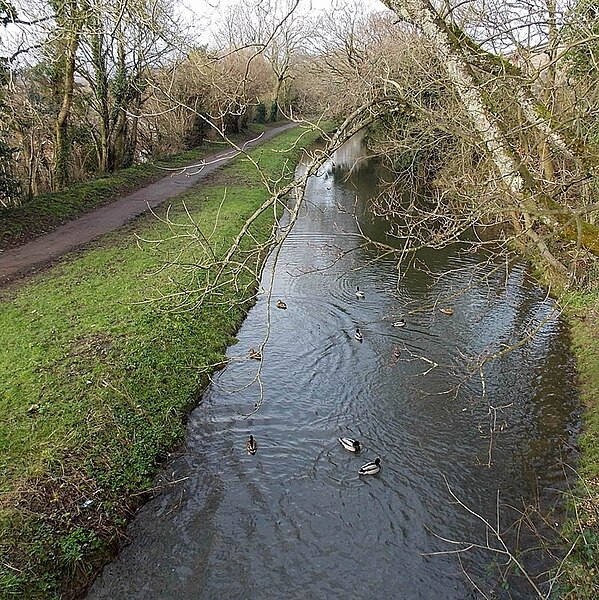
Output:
[558, 289, 599, 598]
[530, 255, 599, 597]
[0, 124, 325, 599]
[0, 123, 275, 250]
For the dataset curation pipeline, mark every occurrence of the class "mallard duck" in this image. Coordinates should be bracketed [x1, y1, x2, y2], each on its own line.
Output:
[392, 318, 406, 328]
[248, 348, 262, 360]
[246, 434, 258, 455]
[276, 299, 287, 310]
[355, 286, 365, 299]
[338, 437, 361, 452]
[439, 307, 454, 316]
[358, 457, 381, 476]
[354, 327, 363, 342]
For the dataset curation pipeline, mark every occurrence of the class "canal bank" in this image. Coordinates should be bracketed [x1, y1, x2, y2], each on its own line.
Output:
[520, 249, 599, 597]
[552, 288, 599, 598]
[0, 125, 326, 599]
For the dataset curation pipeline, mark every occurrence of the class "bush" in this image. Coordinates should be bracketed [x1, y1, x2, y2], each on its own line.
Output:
[255, 102, 267, 123]
[183, 112, 209, 150]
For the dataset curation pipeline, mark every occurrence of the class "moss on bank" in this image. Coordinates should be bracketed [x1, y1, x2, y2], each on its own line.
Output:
[0, 125, 326, 599]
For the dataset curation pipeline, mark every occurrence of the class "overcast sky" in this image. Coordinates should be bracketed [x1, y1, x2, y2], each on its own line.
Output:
[2, 0, 385, 62]
[175, 0, 384, 44]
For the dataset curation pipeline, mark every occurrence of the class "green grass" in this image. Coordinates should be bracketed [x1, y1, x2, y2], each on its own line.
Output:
[525, 256, 599, 597]
[558, 290, 599, 599]
[0, 124, 327, 599]
[0, 123, 274, 250]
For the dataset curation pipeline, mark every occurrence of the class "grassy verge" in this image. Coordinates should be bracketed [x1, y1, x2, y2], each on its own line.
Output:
[558, 290, 599, 598]
[0, 123, 275, 250]
[512, 237, 599, 596]
[0, 124, 326, 599]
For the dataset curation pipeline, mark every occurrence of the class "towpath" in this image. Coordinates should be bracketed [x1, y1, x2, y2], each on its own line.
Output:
[0, 123, 297, 286]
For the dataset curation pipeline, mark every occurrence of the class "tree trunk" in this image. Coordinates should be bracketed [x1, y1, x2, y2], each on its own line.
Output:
[382, 0, 599, 259]
[90, 17, 110, 172]
[54, 32, 79, 189]
[53, 0, 82, 190]
[108, 25, 133, 171]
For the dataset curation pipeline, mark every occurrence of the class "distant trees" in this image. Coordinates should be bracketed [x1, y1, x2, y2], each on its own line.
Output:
[145, 45, 274, 152]
[216, 0, 314, 119]
[0, 0, 283, 204]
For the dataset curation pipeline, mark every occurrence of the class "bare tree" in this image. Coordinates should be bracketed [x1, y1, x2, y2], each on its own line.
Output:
[215, 0, 316, 118]
[77, 0, 184, 172]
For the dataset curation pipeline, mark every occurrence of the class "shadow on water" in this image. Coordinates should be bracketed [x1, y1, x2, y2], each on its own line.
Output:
[87, 134, 580, 600]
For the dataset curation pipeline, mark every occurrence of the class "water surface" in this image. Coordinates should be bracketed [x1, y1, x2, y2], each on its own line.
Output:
[87, 137, 578, 599]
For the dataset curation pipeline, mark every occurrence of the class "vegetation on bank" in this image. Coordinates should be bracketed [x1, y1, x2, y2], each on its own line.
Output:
[0, 124, 274, 250]
[529, 256, 599, 597]
[0, 125, 324, 599]
[560, 290, 599, 598]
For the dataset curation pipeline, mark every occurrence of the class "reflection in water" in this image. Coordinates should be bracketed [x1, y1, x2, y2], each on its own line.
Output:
[87, 136, 579, 600]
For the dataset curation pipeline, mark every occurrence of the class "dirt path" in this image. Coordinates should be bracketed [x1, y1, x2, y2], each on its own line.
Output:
[0, 123, 297, 287]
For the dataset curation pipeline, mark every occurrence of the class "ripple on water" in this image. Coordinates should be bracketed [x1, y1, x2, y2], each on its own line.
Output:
[86, 147, 579, 600]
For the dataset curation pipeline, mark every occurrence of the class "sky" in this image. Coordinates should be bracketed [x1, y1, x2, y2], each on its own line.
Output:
[175, 0, 384, 45]
[1, 0, 385, 63]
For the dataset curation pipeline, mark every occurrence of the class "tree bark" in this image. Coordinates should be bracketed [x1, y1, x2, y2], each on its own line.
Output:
[382, 0, 599, 259]
[89, 13, 110, 172]
[53, 0, 82, 190]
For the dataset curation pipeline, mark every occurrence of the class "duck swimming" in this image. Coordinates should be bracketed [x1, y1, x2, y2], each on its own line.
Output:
[354, 327, 363, 342]
[276, 299, 288, 310]
[392, 318, 406, 328]
[355, 286, 365, 299]
[246, 434, 258, 455]
[248, 348, 262, 360]
[338, 437, 361, 452]
[358, 457, 381, 476]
